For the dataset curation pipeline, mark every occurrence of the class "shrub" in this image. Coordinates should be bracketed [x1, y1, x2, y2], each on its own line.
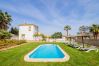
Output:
[0, 30, 11, 39]
[0, 40, 26, 49]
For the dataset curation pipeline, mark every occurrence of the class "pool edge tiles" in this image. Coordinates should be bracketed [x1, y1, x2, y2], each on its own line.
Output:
[24, 44, 70, 62]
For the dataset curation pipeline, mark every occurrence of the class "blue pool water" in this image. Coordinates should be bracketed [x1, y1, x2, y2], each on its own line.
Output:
[29, 44, 65, 58]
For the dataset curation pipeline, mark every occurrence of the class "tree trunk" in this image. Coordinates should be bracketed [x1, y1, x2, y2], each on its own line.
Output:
[67, 30, 68, 36]
[96, 34, 98, 40]
[93, 33, 95, 40]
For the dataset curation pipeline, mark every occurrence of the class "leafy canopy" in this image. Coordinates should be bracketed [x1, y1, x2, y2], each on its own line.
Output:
[51, 32, 62, 39]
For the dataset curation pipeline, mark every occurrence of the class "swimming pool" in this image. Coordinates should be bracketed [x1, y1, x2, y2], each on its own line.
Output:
[24, 44, 70, 62]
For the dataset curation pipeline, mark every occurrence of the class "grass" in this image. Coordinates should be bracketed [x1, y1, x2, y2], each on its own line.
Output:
[0, 42, 99, 66]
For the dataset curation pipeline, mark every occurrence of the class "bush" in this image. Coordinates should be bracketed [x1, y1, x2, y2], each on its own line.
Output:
[0, 30, 11, 39]
[0, 40, 26, 49]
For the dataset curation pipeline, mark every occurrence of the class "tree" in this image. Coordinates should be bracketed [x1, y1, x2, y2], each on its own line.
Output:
[51, 32, 62, 39]
[64, 25, 71, 36]
[9, 27, 19, 35]
[40, 34, 46, 41]
[0, 10, 12, 30]
[33, 32, 41, 37]
[33, 32, 46, 41]
[89, 24, 99, 40]
[79, 25, 89, 34]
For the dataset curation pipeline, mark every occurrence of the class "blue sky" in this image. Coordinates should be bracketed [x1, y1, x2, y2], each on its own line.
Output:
[0, 0, 99, 35]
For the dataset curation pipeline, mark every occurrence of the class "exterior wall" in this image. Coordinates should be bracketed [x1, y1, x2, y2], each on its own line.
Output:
[19, 25, 38, 40]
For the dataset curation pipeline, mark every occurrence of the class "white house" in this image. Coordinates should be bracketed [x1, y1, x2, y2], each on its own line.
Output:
[19, 24, 38, 40]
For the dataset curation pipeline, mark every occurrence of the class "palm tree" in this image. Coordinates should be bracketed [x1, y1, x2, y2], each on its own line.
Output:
[90, 24, 99, 40]
[0, 10, 12, 30]
[79, 25, 89, 34]
[64, 25, 71, 36]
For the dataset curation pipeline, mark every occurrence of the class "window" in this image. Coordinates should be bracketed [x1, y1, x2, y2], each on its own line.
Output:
[21, 34, 25, 39]
[29, 26, 31, 31]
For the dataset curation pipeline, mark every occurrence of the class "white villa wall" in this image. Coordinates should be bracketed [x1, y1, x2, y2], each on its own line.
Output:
[19, 25, 38, 40]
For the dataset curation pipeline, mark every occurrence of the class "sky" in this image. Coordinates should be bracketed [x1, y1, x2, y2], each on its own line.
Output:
[0, 0, 99, 35]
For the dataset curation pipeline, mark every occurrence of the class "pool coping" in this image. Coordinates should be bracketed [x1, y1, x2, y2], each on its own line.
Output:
[24, 44, 70, 62]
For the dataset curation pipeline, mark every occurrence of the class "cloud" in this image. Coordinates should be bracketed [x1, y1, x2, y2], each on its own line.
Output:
[0, 0, 99, 35]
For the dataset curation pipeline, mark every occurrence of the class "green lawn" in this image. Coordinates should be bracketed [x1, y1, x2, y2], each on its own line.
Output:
[0, 42, 99, 66]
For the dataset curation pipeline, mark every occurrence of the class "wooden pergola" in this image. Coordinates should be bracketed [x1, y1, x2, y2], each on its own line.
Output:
[66, 35, 75, 44]
[75, 34, 90, 48]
